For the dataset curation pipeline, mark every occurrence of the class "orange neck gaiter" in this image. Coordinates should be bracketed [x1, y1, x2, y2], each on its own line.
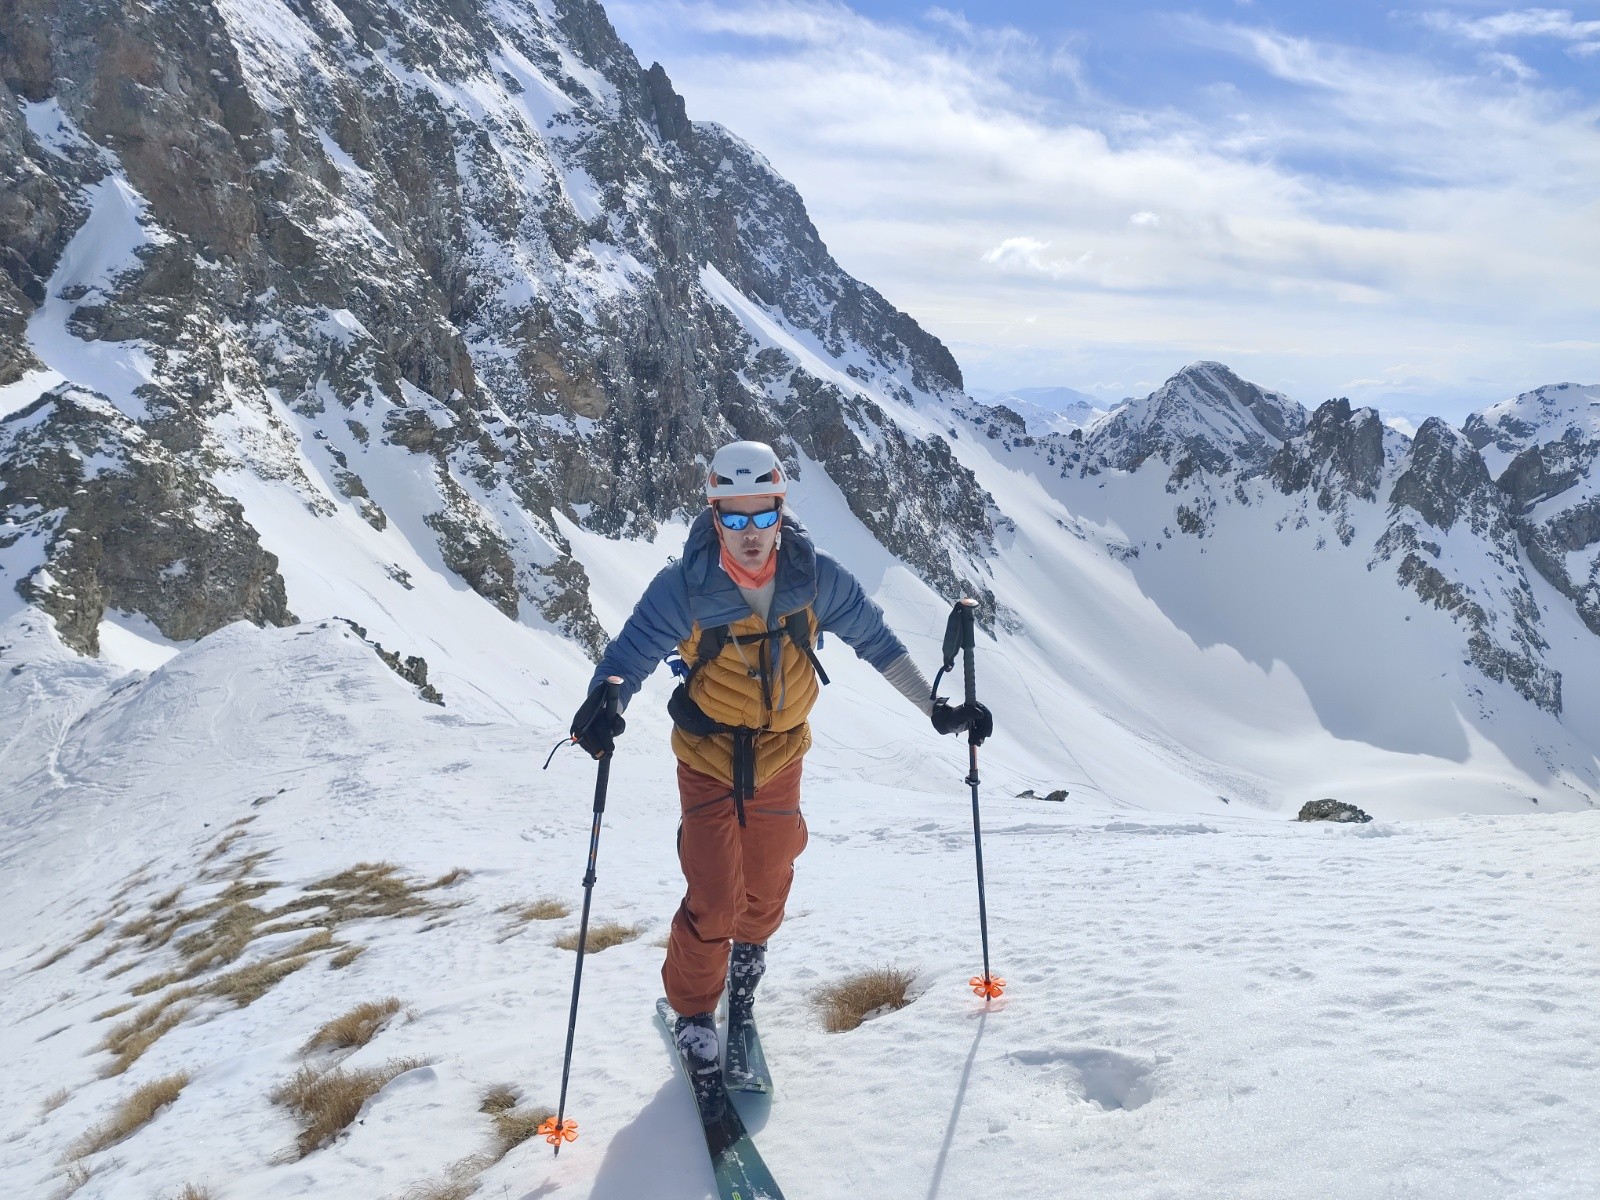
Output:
[719, 542, 779, 590]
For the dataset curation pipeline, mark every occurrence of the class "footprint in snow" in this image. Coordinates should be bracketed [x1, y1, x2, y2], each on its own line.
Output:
[1008, 1047, 1156, 1111]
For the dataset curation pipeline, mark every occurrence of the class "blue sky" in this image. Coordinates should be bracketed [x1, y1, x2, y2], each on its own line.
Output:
[609, 2, 1600, 416]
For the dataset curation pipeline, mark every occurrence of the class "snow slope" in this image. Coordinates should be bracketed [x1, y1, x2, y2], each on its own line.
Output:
[3, 598, 1597, 1200]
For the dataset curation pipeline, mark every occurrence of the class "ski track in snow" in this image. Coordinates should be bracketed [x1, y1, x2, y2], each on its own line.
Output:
[1, 618, 1596, 1200]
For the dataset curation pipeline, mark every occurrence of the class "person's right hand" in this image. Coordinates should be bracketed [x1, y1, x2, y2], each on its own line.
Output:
[931, 699, 993, 744]
[571, 685, 626, 759]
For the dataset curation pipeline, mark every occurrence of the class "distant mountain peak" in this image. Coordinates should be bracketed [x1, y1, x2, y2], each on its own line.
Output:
[1082, 360, 1307, 475]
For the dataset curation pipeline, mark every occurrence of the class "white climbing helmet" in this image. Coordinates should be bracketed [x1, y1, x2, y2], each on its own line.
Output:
[705, 440, 787, 502]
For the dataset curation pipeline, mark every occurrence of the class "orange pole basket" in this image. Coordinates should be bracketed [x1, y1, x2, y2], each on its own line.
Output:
[970, 974, 1006, 999]
[538, 1115, 579, 1146]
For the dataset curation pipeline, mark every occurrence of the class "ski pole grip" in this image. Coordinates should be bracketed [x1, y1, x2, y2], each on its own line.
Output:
[603, 675, 621, 719]
[956, 599, 977, 706]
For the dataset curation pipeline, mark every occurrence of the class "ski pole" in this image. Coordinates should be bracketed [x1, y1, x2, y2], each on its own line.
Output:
[542, 676, 622, 1155]
[934, 599, 1005, 1002]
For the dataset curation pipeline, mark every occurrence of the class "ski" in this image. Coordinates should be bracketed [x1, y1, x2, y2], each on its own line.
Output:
[655, 998, 785, 1200]
[723, 1012, 772, 1094]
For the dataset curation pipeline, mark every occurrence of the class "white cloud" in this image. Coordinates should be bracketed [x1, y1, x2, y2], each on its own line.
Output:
[1421, 8, 1600, 44]
[608, 1, 1600, 408]
[1480, 50, 1539, 79]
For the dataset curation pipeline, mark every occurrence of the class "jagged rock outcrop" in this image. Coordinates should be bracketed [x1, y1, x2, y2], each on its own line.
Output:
[1373, 419, 1558, 713]
[0, 385, 293, 654]
[1267, 399, 1402, 546]
[0, 0, 997, 657]
[1465, 383, 1600, 637]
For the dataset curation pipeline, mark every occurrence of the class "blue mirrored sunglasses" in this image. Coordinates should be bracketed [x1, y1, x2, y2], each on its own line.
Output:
[717, 508, 781, 531]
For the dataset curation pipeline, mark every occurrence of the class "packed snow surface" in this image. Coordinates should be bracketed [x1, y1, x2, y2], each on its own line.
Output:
[3, 563, 1597, 1200]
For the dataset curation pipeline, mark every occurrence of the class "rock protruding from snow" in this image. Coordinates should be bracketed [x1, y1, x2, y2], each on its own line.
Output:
[1297, 799, 1372, 823]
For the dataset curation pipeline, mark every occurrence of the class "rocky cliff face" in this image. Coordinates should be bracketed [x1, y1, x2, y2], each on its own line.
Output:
[0, 0, 997, 657]
[1464, 383, 1600, 640]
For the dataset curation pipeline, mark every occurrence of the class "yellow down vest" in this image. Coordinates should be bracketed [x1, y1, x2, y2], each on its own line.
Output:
[670, 607, 822, 788]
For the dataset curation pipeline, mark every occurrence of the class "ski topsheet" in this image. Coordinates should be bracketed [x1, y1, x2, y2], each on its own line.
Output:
[724, 1012, 772, 1094]
[655, 998, 785, 1200]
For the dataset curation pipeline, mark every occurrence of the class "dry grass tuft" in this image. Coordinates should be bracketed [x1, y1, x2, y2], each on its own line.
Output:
[167, 1186, 213, 1200]
[501, 897, 569, 923]
[100, 993, 198, 1077]
[41, 1087, 70, 1115]
[209, 953, 312, 1006]
[76, 918, 110, 946]
[65, 1071, 188, 1159]
[288, 929, 335, 955]
[93, 1002, 135, 1022]
[478, 1084, 519, 1114]
[813, 967, 917, 1033]
[329, 945, 365, 969]
[271, 1058, 426, 1158]
[52, 1162, 91, 1200]
[490, 1106, 553, 1159]
[202, 829, 247, 863]
[32, 943, 74, 971]
[403, 1180, 477, 1200]
[553, 921, 641, 953]
[303, 997, 403, 1054]
[131, 968, 188, 996]
[427, 868, 471, 889]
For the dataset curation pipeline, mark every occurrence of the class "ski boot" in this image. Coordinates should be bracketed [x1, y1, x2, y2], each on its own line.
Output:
[724, 941, 771, 1091]
[673, 1010, 727, 1123]
[727, 940, 766, 1025]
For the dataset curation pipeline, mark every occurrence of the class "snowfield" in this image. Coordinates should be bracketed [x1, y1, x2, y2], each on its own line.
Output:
[3, 513, 1597, 1199]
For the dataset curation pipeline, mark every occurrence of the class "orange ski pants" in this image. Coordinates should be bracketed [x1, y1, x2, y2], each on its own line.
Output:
[662, 756, 809, 1016]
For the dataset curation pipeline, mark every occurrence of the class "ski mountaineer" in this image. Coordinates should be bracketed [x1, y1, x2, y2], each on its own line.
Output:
[568, 440, 994, 1119]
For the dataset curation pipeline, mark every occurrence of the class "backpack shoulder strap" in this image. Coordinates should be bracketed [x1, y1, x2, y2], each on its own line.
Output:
[685, 623, 731, 683]
[783, 608, 830, 686]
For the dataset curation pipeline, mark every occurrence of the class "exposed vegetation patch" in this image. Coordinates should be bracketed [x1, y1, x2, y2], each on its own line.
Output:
[65, 1071, 188, 1159]
[101, 998, 197, 1077]
[488, 1104, 554, 1160]
[403, 1181, 476, 1200]
[813, 967, 917, 1033]
[478, 1084, 519, 1114]
[329, 945, 365, 969]
[41, 1087, 70, 1115]
[32, 943, 75, 971]
[52, 1161, 91, 1200]
[271, 1058, 426, 1158]
[303, 998, 404, 1054]
[504, 897, 570, 923]
[93, 850, 451, 1072]
[553, 920, 640, 953]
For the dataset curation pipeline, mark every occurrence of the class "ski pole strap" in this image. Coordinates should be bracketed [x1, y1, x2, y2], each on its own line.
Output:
[933, 598, 978, 701]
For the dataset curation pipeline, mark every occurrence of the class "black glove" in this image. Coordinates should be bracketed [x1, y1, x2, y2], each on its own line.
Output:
[571, 685, 626, 759]
[931, 699, 993, 744]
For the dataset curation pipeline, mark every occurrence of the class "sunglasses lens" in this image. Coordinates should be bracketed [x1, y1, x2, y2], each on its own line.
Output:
[718, 508, 781, 530]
